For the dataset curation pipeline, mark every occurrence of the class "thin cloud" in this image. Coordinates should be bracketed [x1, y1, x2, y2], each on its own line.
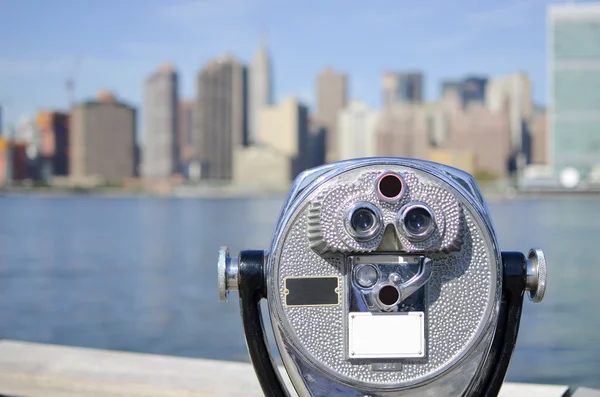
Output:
[465, 0, 563, 29]
[417, 33, 473, 54]
[142, 0, 261, 58]
[291, 4, 435, 30]
[157, 0, 261, 36]
[119, 41, 197, 59]
[0, 58, 73, 75]
[0, 56, 150, 78]
[417, 0, 555, 54]
[338, 5, 435, 26]
[159, 0, 259, 23]
[465, 1, 533, 28]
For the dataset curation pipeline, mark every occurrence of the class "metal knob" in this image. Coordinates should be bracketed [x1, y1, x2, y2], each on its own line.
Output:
[218, 246, 239, 302]
[526, 248, 547, 303]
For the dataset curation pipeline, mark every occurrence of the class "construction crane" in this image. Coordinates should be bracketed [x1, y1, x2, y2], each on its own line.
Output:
[65, 56, 82, 109]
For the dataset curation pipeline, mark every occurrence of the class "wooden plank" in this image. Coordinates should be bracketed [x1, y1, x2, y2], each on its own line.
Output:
[499, 382, 569, 397]
[0, 340, 277, 397]
[572, 387, 600, 397]
[0, 340, 573, 397]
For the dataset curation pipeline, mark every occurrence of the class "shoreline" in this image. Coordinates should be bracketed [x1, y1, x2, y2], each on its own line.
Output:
[0, 186, 290, 200]
[1, 186, 599, 201]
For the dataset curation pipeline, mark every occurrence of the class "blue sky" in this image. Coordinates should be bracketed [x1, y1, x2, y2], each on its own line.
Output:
[0, 0, 587, 130]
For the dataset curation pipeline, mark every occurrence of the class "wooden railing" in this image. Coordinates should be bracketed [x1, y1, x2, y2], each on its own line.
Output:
[0, 340, 594, 397]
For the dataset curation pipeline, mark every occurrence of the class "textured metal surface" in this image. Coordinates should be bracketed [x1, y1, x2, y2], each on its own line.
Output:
[307, 171, 464, 254]
[270, 165, 498, 389]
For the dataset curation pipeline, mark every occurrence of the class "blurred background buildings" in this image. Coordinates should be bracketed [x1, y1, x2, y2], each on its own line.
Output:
[1, 2, 599, 194]
[142, 64, 179, 181]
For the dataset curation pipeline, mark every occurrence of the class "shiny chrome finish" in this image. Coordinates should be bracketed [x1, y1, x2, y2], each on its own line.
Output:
[526, 248, 547, 303]
[354, 264, 379, 288]
[389, 272, 401, 284]
[374, 284, 401, 311]
[344, 201, 384, 242]
[398, 257, 433, 302]
[262, 158, 505, 396]
[217, 246, 239, 302]
[397, 202, 437, 241]
[349, 255, 433, 313]
[266, 158, 503, 395]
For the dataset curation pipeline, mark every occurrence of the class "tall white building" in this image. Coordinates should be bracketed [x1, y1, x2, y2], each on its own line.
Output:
[486, 73, 533, 153]
[548, 3, 600, 184]
[249, 36, 273, 145]
[316, 67, 348, 163]
[142, 64, 179, 179]
[337, 101, 379, 160]
[234, 97, 309, 186]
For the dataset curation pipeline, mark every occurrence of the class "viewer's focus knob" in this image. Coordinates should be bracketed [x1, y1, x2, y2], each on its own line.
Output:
[218, 246, 239, 302]
[526, 248, 547, 303]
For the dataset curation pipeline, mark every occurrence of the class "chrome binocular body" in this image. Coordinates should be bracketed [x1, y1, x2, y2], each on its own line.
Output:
[219, 158, 546, 397]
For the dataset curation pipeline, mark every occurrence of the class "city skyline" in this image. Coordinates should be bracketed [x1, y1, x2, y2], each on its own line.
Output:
[0, 0, 585, 130]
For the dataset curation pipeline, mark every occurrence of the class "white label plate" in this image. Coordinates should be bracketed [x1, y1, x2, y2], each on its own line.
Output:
[348, 312, 425, 359]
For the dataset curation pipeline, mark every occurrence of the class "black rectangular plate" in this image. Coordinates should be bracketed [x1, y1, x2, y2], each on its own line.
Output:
[284, 276, 339, 307]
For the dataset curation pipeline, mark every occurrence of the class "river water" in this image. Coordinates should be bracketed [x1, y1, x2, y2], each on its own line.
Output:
[0, 195, 598, 388]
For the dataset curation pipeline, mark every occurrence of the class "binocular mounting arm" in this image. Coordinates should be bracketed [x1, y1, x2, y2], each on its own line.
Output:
[219, 248, 291, 397]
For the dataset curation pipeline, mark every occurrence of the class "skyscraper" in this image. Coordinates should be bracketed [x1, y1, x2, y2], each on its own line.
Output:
[486, 73, 533, 156]
[196, 55, 248, 180]
[258, 97, 310, 178]
[249, 35, 273, 146]
[530, 107, 548, 165]
[234, 97, 310, 186]
[338, 101, 379, 160]
[445, 103, 511, 177]
[178, 100, 195, 169]
[0, 138, 28, 183]
[376, 105, 429, 159]
[316, 67, 348, 163]
[142, 64, 179, 179]
[70, 91, 136, 183]
[549, 3, 600, 183]
[382, 72, 424, 107]
[440, 80, 461, 99]
[461, 76, 488, 108]
[36, 111, 70, 177]
[16, 116, 43, 181]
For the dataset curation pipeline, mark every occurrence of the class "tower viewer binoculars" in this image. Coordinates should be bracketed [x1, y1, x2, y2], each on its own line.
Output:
[218, 157, 547, 397]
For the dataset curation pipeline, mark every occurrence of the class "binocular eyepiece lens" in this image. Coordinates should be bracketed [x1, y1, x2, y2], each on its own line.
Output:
[351, 208, 376, 232]
[405, 207, 432, 234]
[346, 203, 382, 241]
[400, 204, 436, 241]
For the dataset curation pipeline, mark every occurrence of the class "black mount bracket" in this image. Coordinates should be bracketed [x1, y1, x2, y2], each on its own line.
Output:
[465, 251, 527, 397]
[238, 250, 290, 397]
